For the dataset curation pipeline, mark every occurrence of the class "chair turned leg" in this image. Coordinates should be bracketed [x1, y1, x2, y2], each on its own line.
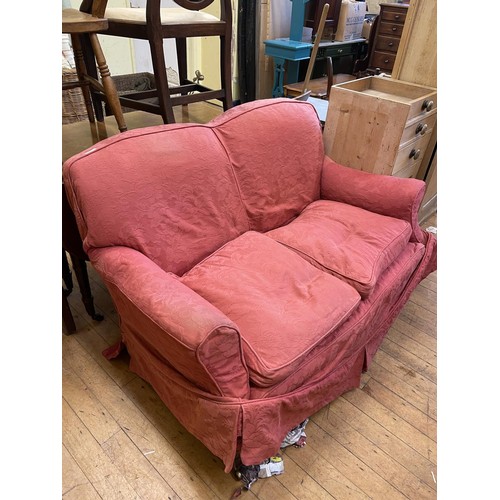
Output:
[70, 34, 96, 123]
[69, 253, 104, 322]
[89, 33, 127, 132]
[80, 33, 105, 121]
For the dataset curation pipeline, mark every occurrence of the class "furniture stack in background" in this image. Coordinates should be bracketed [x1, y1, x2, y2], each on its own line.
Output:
[368, 2, 409, 74]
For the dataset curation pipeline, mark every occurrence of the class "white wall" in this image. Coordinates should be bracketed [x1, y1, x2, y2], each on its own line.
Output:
[128, 0, 179, 79]
[196, 1, 239, 101]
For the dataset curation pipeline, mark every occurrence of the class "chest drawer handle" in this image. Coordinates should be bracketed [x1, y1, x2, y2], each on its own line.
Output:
[415, 123, 428, 135]
[422, 99, 434, 112]
[394, 14, 400, 19]
[392, 26, 397, 31]
[388, 41, 394, 47]
[338, 49, 343, 53]
[409, 148, 421, 160]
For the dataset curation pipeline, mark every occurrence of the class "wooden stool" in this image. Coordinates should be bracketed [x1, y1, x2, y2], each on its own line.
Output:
[62, 1, 127, 132]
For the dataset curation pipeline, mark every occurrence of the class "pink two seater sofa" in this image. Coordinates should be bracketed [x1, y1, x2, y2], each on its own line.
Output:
[63, 98, 437, 473]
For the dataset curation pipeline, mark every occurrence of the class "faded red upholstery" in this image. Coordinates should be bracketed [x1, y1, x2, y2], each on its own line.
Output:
[63, 98, 437, 472]
[181, 231, 360, 387]
[64, 123, 249, 276]
[210, 99, 323, 232]
[267, 199, 412, 298]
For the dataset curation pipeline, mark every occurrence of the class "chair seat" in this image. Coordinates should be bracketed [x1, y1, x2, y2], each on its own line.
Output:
[180, 231, 360, 387]
[105, 7, 219, 25]
[62, 8, 108, 33]
[267, 200, 412, 299]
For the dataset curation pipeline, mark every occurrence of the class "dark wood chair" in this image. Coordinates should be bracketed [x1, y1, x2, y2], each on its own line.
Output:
[62, 0, 127, 131]
[79, 0, 233, 125]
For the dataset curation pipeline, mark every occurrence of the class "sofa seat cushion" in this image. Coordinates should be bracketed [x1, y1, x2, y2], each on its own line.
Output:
[267, 200, 412, 298]
[180, 231, 360, 387]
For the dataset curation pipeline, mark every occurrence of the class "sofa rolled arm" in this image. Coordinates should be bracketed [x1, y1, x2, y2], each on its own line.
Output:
[321, 156, 428, 243]
[89, 246, 250, 399]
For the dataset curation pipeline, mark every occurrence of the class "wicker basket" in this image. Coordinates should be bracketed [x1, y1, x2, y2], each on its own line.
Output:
[62, 68, 89, 125]
[112, 70, 181, 113]
[112, 72, 158, 113]
[62, 70, 179, 123]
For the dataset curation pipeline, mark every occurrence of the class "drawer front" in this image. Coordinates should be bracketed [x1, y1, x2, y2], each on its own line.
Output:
[319, 44, 358, 58]
[407, 92, 437, 122]
[393, 134, 432, 174]
[380, 7, 407, 24]
[374, 35, 400, 53]
[378, 21, 405, 37]
[393, 159, 423, 179]
[400, 113, 437, 146]
[370, 50, 397, 71]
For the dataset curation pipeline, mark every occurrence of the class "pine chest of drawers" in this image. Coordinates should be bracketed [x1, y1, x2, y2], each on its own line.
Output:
[323, 76, 437, 179]
[370, 2, 409, 74]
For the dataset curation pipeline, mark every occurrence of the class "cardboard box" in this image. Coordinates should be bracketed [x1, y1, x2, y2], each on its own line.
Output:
[335, 0, 367, 42]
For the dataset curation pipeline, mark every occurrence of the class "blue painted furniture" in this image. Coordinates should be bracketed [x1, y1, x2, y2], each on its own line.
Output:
[264, 0, 312, 97]
[264, 0, 366, 97]
[264, 38, 313, 98]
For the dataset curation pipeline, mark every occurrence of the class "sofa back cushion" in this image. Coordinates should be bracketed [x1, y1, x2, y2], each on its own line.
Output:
[63, 124, 249, 275]
[211, 99, 324, 232]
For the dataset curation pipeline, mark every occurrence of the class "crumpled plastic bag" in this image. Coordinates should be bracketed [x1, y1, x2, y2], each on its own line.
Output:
[280, 418, 309, 449]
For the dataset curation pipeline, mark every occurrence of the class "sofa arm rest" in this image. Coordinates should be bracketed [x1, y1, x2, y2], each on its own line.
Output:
[321, 156, 428, 243]
[90, 246, 250, 399]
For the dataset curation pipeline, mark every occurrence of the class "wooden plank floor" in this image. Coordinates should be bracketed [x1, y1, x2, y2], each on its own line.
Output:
[62, 213, 437, 500]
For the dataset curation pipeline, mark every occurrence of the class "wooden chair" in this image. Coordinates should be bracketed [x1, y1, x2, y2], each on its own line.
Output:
[283, 58, 358, 100]
[79, 0, 233, 125]
[62, 0, 127, 132]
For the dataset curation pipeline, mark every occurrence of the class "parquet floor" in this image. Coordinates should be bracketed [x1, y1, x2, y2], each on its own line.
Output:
[62, 214, 437, 500]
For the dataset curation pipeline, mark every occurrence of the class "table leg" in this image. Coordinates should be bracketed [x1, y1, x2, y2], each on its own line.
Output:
[286, 60, 301, 86]
[272, 57, 286, 98]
